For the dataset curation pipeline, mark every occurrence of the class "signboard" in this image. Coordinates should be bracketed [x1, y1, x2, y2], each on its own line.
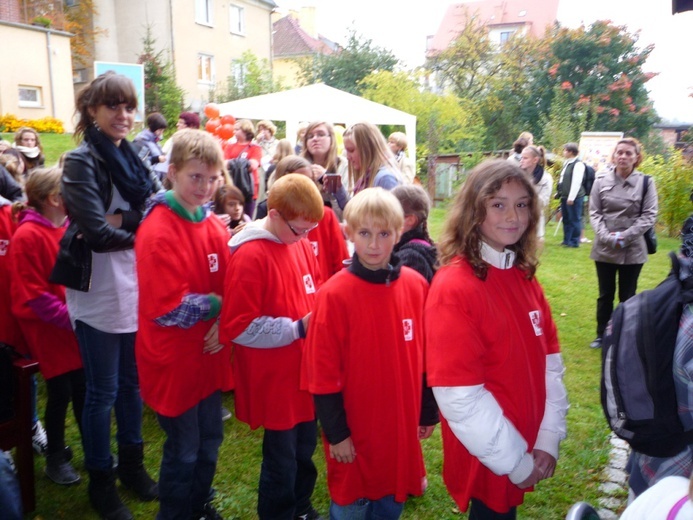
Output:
[578, 131, 624, 173]
[93, 61, 145, 122]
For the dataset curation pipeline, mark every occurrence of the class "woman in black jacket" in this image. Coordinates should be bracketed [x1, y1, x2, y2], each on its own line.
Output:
[56, 72, 157, 520]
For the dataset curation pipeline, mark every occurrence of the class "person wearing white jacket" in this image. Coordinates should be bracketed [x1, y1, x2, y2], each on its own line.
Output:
[425, 159, 569, 520]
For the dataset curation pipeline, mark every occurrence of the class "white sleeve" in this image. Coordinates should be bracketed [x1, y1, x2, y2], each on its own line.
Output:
[534, 353, 569, 458]
[432, 385, 535, 484]
[568, 162, 585, 202]
[233, 316, 302, 348]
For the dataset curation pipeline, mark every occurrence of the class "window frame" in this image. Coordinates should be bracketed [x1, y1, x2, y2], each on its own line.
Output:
[18, 86, 42, 108]
[229, 3, 245, 36]
[197, 53, 216, 85]
[195, 0, 214, 27]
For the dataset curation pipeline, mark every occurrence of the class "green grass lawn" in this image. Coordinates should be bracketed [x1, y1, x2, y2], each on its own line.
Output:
[18, 143, 683, 518]
[1, 133, 77, 167]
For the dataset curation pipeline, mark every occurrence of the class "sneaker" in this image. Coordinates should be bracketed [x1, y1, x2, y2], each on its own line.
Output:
[32, 421, 48, 456]
[221, 406, 232, 421]
[590, 337, 603, 349]
[3, 451, 15, 472]
[295, 507, 325, 520]
[192, 502, 224, 520]
[580, 237, 592, 243]
[45, 453, 81, 485]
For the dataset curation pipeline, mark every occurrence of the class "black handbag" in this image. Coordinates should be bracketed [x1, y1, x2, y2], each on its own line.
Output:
[49, 223, 92, 291]
[640, 175, 657, 255]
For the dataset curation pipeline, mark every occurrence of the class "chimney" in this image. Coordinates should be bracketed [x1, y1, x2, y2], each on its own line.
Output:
[299, 6, 317, 39]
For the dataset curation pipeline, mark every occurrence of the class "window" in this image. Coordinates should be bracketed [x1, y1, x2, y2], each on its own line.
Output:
[229, 4, 245, 35]
[499, 31, 513, 44]
[18, 86, 42, 108]
[231, 60, 246, 90]
[73, 68, 88, 84]
[65, 0, 78, 7]
[198, 54, 215, 84]
[196, 0, 213, 26]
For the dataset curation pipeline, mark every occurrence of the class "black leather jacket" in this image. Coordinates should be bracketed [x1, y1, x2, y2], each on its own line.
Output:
[51, 141, 156, 291]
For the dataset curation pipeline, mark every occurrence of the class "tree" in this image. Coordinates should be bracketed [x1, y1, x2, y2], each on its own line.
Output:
[24, 0, 103, 67]
[528, 21, 659, 142]
[297, 29, 399, 95]
[359, 70, 486, 179]
[212, 51, 281, 102]
[426, 9, 500, 100]
[137, 26, 186, 127]
[540, 84, 580, 152]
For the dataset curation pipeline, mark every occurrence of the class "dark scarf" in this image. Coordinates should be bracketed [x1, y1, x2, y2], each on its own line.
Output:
[532, 164, 544, 185]
[85, 124, 153, 208]
[347, 252, 402, 285]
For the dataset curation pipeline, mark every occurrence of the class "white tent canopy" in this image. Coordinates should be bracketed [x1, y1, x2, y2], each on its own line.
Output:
[217, 83, 417, 165]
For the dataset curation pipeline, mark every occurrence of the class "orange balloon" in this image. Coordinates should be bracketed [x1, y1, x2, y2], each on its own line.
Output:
[220, 114, 236, 126]
[205, 118, 221, 134]
[218, 124, 235, 140]
[204, 103, 220, 119]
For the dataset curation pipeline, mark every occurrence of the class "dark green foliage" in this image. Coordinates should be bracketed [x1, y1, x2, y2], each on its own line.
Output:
[137, 25, 186, 129]
[297, 29, 399, 95]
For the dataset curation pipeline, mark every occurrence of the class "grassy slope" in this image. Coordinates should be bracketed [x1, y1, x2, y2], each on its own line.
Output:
[24, 148, 681, 518]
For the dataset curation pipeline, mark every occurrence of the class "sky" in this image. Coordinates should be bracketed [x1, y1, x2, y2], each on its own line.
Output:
[274, 0, 693, 124]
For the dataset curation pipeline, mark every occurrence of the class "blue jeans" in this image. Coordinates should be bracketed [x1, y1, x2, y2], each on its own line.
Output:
[330, 495, 404, 520]
[156, 391, 224, 520]
[75, 320, 142, 471]
[258, 420, 318, 520]
[0, 452, 22, 520]
[469, 499, 516, 520]
[560, 196, 584, 247]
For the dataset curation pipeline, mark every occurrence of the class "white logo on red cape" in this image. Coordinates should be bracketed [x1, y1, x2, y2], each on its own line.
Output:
[529, 310, 543, 336]
[303, 274, 315, 294]
[208, 253, 218, 273]
[0, 239, 8, 256]
[310, 241, 319, 256]
[403, 319, 413, 341]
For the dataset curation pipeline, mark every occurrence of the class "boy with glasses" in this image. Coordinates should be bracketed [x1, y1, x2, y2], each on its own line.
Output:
[220, 174, 325, 520]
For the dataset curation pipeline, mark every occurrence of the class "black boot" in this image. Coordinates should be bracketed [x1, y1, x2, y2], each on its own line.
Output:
[117, 443, 158, 501]
[88, 468, 134, 520]
[45, 448, 80, 485]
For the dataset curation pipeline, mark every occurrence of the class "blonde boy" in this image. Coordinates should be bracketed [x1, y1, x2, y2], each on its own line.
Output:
[303, 187, 435, 520]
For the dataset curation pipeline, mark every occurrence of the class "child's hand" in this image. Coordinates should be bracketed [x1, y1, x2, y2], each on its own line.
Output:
[217, 213, 231, 227]
[516, 459, 543, 489]
[532, 449, 557, 480]
[418, 425, 436, 439]
[329, 437, 356, 464]
[302, 312, 311, 333]
[203, 321, 223, 354]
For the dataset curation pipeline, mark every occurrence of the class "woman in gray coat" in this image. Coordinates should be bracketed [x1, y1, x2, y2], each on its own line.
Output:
[588, 138, 658, 349]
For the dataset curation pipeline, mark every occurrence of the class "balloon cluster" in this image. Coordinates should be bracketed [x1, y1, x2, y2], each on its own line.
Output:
[204, 103, 236, 140]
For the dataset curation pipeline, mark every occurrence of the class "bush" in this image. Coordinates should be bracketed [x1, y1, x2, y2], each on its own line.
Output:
[0, 114, 64, 134]
[641, 150, 693, 237]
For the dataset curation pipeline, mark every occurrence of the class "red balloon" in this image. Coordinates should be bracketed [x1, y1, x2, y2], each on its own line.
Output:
[204, 103, 220, 119]
[220, 114, 236, 126]
[205, 118, 221, 134]
[218, 124, 235, 140]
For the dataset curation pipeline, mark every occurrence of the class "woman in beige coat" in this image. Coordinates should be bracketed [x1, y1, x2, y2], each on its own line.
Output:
[588, 138, 658, 349]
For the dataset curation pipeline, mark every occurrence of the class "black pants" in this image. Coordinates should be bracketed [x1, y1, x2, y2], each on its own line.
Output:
[595, 261, 643, 337]
[469, 499, 516, 520]
[45, 368, 86, 455]
[258, 420, 318, 520]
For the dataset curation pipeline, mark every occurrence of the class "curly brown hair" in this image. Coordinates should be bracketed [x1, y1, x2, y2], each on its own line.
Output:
[437, 159, 539, 280]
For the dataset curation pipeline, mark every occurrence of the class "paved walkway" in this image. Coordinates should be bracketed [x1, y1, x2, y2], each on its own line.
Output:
[595, 435, 630, 519]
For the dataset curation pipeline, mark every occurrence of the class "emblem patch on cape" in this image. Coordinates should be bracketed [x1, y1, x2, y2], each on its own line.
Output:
[529, 310, 543, 336]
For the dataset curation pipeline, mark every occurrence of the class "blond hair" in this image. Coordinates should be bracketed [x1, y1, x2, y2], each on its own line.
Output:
[169, 129, 225, 171]
[12, 167, 62, 217]
[343, 122, 397, 189]
[344, 187, 404, 234]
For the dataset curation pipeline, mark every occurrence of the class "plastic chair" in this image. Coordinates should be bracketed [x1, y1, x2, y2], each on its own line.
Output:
[565, 502, 601, 520]
[0, 345, 39, 514]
